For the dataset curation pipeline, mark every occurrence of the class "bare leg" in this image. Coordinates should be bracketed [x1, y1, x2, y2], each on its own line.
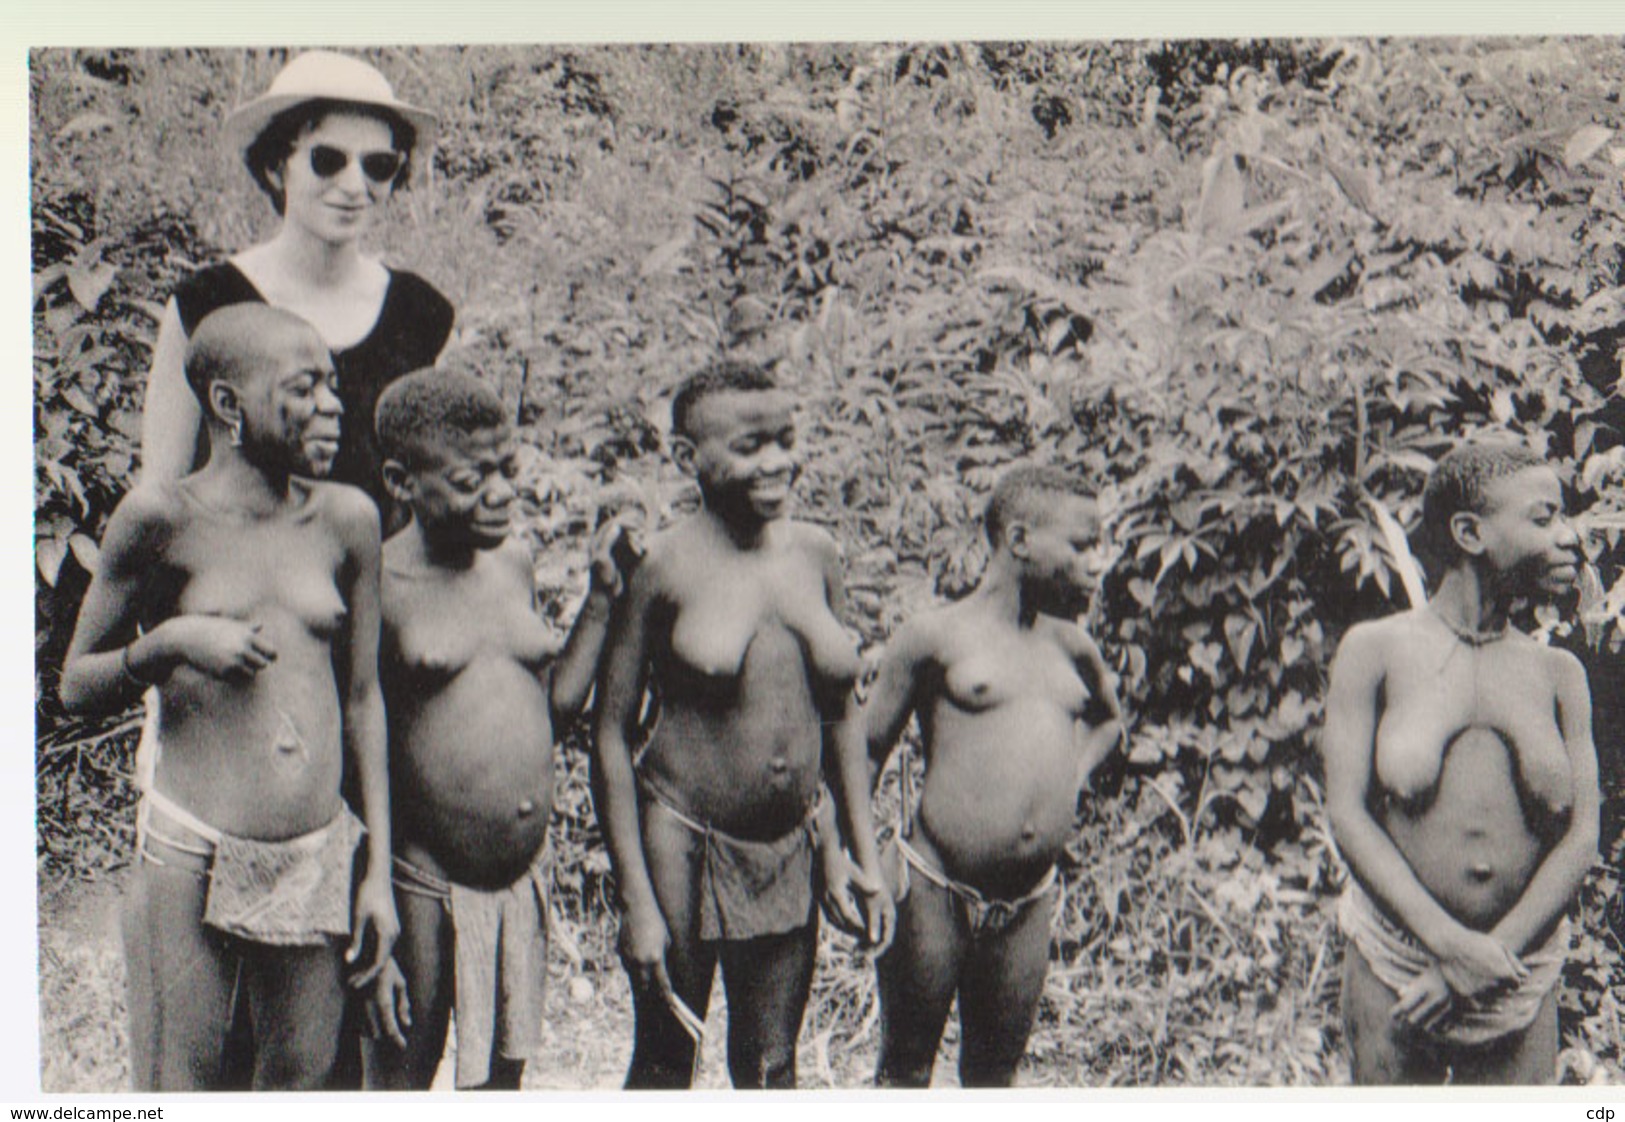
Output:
[1453, 988, 1560, 1085]
[243, 941, 348, 1090]
[625, 804, 716, 1089]
[217, 986, 256, 1089]
[121, 863, 239, 1091]
[363, 887, 453, 1090]
[473, 1057, 524, 1090]
[1342, 949, 1450, 1085]
[956, 891, 1054, 1087]
[717, 918, 817, 1088]
[874, 865, 964, 1088]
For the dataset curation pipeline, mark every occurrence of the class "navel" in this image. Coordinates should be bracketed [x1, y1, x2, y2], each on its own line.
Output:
[267, 709, 311, 776]
[769, 756, 790, 776]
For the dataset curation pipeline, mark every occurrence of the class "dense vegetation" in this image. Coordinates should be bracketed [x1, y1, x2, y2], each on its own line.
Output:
[31, 40, 1625, 1089]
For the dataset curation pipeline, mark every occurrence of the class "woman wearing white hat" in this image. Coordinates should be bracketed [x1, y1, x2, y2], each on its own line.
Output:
[139, 50, 454, 513]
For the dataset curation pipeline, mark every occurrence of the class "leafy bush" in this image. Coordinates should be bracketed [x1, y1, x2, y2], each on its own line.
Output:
[32, 39, 1624, 1087]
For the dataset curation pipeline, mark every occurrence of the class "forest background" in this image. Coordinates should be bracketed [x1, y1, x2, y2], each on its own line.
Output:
[29, 38, 1625, 1090]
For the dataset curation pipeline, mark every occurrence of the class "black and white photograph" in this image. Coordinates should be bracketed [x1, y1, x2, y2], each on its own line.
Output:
[22, 5, 1625, 1099]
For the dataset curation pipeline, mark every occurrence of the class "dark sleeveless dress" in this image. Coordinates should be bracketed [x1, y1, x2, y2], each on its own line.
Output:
[174, 261, 455, 513]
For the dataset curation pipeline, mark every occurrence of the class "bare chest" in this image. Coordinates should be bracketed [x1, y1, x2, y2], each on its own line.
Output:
[665, 557, 858, 683]
[1376, 646, 1570, 809]
[170, 517, 347, 640]
[387, 571, 558, 677]
[939, 632, 1089, 716]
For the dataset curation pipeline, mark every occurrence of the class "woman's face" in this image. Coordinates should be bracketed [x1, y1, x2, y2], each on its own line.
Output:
[277, 110, 400, 247]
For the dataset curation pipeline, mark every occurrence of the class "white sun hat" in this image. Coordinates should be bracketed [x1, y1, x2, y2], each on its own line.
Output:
[223, 50, 438, 156]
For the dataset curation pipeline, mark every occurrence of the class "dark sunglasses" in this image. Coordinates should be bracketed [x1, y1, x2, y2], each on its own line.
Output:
[307, 145, 404, 184]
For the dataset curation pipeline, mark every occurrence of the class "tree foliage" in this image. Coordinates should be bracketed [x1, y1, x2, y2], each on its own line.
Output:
[31, 39, 1625, 1086]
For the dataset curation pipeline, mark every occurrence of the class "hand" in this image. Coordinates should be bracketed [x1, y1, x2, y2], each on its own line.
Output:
[365, 957, 413, 1050]
[589, 514, 644, 601]
[346, 873, 399, 989]
[617, 902, 672, 998]
[821, 846, 896, 955]
[1436, 928, 1528, 1001]
[1390, 964, 1453, 1033]
[164, 616, 277, 681]
[853, 652, 880, 707]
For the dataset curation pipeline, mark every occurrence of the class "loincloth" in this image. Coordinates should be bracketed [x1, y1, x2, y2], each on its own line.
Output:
[1338, 880, 1569, 1047]
[392, 850, 550, 1088]
[640, 777, 821, 942]
[137, 786, 363, 947]
[888, 833, 1060, 936]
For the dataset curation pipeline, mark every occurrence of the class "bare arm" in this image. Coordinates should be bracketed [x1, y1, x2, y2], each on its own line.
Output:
[333, 490, 396, 986]
[138, 300, 203, 485]
[590, 557, 662, 925]
[1072, 629, 1124, 786]
[552, 519, 637, 721]
[862, 621, 928, 790]
[816, 540, 882, 875]
[61, 487, 170, 713]
[1489, 651, 1600, 955]
[61, 486, 281, 713]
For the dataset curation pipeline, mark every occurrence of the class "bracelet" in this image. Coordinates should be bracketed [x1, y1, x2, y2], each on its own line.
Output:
[121, 642, 157, 689]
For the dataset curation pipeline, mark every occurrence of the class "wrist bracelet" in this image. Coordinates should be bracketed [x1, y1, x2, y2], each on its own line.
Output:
[121, 643, 156, 689]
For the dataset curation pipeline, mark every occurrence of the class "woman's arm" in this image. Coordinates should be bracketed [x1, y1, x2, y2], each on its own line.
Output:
[138, 299, 203, 485]
[815, 540, 892, 949]
[1072, 628, 1125, 787]
[1489, 651, 1600, 955]
[862, 622, 927, 791]
[332, 489, 396, 988]
[61, 488, 170, 713]
[551, 518, 637, 721]
[590, 558, 669, 989]
[62, 486, 279, 712]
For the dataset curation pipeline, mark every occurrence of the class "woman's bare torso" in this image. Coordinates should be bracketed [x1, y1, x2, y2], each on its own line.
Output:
[638, 520, 861, 841]
[1373, 622, 1572, 929]
[915, 609, 1094, 896]
[151, 483, 349, 839]
[383, 544, 559, 889]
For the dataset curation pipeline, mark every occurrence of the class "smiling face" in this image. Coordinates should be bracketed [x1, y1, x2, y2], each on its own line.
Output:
[1472, 465, 1580, 598]
[678, 389, 799, 526]
[1011, 492, 1113, 614]
[276, 110, 399, 247]
[228, 322, 343, 477]
[400, 426, 519, 550]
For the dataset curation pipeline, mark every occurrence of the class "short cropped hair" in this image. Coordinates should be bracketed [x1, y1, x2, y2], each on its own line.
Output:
[984, 465, 1097, 546]
[245, 100, 415, 217]
[375, 369, 508, 468]
[1418, 441, 1548, 563]
[670, 361, 778, 439]
[183, 304, 318, 411]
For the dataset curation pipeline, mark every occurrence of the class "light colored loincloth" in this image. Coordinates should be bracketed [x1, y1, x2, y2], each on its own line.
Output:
[1339, 880, 1570, 1046]
[137, 785, 363, 947]
[392, 850, 550, 1088]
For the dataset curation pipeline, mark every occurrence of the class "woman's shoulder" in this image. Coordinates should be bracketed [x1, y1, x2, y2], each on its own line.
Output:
[171, 261, 264, 335]
[383, 268, 454, 320]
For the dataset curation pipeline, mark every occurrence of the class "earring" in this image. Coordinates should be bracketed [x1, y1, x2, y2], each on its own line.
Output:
[228, 417, 243, 448]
